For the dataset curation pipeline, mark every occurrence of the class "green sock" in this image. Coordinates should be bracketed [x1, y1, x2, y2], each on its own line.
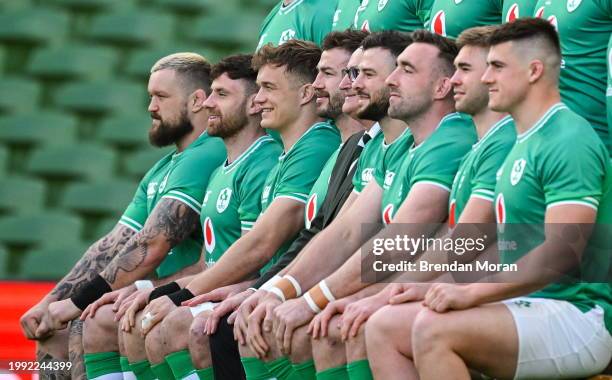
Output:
[195, 367, 214, 380]
[165, 350, 196, 379]
[130, 360, 157, 380]
[151, 361, 175, 380]
[241, 357, 275, 380]
[290, 359, 316, 380]
[346, 360, 373, 380]
[264, 356, 294, 380]
[84, 352, 122, 379]
[316, 364, 350, 380]
[121, 356, 136, 379]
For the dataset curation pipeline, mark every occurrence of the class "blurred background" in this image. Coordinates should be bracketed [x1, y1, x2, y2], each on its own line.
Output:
[0, 0, 273, 365]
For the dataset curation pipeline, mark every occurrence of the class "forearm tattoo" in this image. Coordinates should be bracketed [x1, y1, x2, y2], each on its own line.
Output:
[49, 225, 135, 300]
[68, 319, 85, 380]
[36, 350, 70, 380]
[101, 199, 199, 286]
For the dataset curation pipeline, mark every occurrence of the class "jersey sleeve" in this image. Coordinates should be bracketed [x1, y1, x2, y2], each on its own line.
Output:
[471, 133, 515, 202]
[352, 157, 365, 193]
[540, 135, 607, 210]
[274, 127, 340, 203]
[120, 178, 148, 233]
[238, 151, 278, 231]
[160, 138, 227, 214]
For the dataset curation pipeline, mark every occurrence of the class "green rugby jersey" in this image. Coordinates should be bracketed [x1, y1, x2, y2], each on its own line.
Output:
[352, 123, 383, 194]
[201, 136, 282, 266]
[534, 0, 612, 153]
[381, 113, 476, 225]
[257, 0, 337, 50]
[332, 0, 362, 30]
[260, 121, 341, 272]
[354, 0, 433, 32]
[607, 34, 612, 150]
[448, 116, 515, 227]
[502, 0, 537, 22]
[494, 103, 612, 333]
[428, 0, 503, 38]
[120, 132, 226, 278]
[305, 147, 341, 229]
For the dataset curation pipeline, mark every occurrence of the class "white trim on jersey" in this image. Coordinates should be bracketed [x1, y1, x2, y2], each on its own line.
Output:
[161, 195, 202, 214]
[470, 194, 495, 202]
[118, 220, 141, 233]
[274, 195, 308, 204]
[546, 200, 599, 211]
[413, 180, 452, 192]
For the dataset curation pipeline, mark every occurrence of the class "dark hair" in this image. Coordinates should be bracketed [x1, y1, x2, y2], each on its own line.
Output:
[488, 17, 561, 57]
[252, 40, 322, 84]
[456, 25, 499, 49]
[322, 29, 369, 53]
[211, 54, 258, 93]
[361, 30, 413, 58]
[151, 52, 212, 93]
[410, 29, 458, 75]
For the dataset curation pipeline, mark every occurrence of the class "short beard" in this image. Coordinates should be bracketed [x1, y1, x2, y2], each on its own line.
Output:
[148, 108, 194, 147]
[316, 91, 345, 119]
[356, 88, 390, 121]
[208, 112, 248, 139]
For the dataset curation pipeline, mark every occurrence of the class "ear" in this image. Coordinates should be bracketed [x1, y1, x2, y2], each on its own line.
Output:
[190, 89, 208, 113]
[527, 60, 545, 84]
[298, 83, 316, 106]
[433, 76, 454, 100]
[246, 92, 261, 116]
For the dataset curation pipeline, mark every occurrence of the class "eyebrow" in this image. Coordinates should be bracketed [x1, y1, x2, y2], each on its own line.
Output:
[487, 59, 505, 67]
[456, 61, 471, 69]
[317, 65, 335, 73]
[398, 59, 417, 71]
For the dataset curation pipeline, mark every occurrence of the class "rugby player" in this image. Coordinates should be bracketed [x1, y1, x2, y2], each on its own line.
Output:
[428, 0, 502, 38]
[353, 0, 433, 32]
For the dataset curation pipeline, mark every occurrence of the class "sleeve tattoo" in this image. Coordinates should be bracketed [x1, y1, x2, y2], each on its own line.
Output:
[100, 199, 200, 286]
[49, 225, 135, 300]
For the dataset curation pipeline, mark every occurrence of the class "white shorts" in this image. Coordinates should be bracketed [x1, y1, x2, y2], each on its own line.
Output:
[189, 302, 217, 317]
[503, 297, 612, 379]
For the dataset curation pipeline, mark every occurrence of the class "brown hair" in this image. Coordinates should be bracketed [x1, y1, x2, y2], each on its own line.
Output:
[322, 29, 369, 53]
[410, 30, 458, 76]
[211, 54, 258, 94]
[488, 18, 561, 57]
[456, 25, 499, 49]
[361, 30, 412, 58]
[252, 40, 322, 84]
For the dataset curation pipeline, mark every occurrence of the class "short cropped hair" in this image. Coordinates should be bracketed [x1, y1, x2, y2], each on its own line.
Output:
[488, 17, 561, 58]
[211, 54, 258, 94]
[322, 29, 369, 53]
[151, 52, 212, 94]
[252, 40, 322, 84]
[410, 30, 458, 76]
[361, 30, 412, 58]
[456, 25, 499, 49]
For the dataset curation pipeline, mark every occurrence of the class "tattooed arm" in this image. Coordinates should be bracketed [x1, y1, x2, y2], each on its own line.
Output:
[99, 198, 199, 290]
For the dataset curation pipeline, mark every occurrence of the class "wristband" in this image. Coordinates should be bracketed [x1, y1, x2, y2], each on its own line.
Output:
[71, 275, 112, 310]
[269, 275, 302, 301]
[149, 282, 181, 302]
[134, 280, 154, 291]
[167, 288, 195, 306]
[303, 280, 335, 314]
[260, 275, 282, 291]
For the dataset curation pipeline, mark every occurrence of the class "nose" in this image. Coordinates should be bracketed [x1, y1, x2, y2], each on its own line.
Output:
[312, 72, 325, 90]
[202, 94, 214, 109]
[385, 67, 400, 89]
[352, 72, 365, 91]
[147, 97, 158, 113]
[481, 66, 493, 84]
[253, 87, 266, 105]
[450, 70, 461, 87]
[339, 72, 351, 90]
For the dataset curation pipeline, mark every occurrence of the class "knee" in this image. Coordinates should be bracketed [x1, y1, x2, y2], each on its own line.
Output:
[311, 316, 345, 370]
[289, 325, 312, 363]
[366, 305, 398, 346]
[160, 307, 192, 353]
[83, 305, 118, 353]
[189, 314, 211, 368]
[411, 309, 448, 356]
[144, 323, 165, 363]
[345, 324, 367, 362]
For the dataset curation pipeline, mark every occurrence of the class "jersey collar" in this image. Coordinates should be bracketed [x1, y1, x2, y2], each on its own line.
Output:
[516, 103, 567, 144]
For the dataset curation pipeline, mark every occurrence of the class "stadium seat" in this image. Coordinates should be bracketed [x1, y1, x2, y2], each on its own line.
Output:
[48, 0, 134, 12]
[54, 81, 145, 115]
[124, 147, 171, 179]
[0, 244, 10, 279]
[0, 0, 33, 11]
[28, 45, 118, 80]
[124, 46, 224, 80]
[189, 12, 261, 48]
[0, 176, 46, 214]
[27, 143, 116, 180]
[0, 77, 41, 113]
[87, 11, 174, 46]
[152, 0, 217, 13]
[95, 217, 120, 237]
[0, 112, 78, 148]
[0, 212, 83, 247]
[19, 243, 88, 280]
[61, 180, 138, 216]
[0, 8, 69, 44]
[0, 146, 8, 174]
[97, 114, 150, 148]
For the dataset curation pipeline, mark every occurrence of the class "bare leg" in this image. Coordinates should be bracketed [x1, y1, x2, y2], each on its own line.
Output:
[69, 319, 85, 380]
[189, 312, 212, 369]
[311, 315, 346, 372]
[37, 327, 70, 380]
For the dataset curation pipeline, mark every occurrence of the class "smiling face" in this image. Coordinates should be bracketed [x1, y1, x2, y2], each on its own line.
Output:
[385, 43, 439, 122]
[312, 48, 351, 119]
[352, 47, 394, 121]
[147, 69, 194, 147]
[450, 45, 490, 115]
[481, 41, 530, 113]
[340, 48, 364, 118]
[203, 72, 249, 139]
[253, 64, 302, 130]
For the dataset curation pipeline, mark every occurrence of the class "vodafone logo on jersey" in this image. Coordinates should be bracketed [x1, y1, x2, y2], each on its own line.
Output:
[506, 3, 519, 22]
[449, 200, 457, 228]
[430, 10, 446, 36]
[495, 194, 506, 224]
[305, 193, 317, 229]
[535, 6, 545, 18]
[547, 15, 558, 30]
[204, 217, 215, 253]
[382, 204, 394, 225]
